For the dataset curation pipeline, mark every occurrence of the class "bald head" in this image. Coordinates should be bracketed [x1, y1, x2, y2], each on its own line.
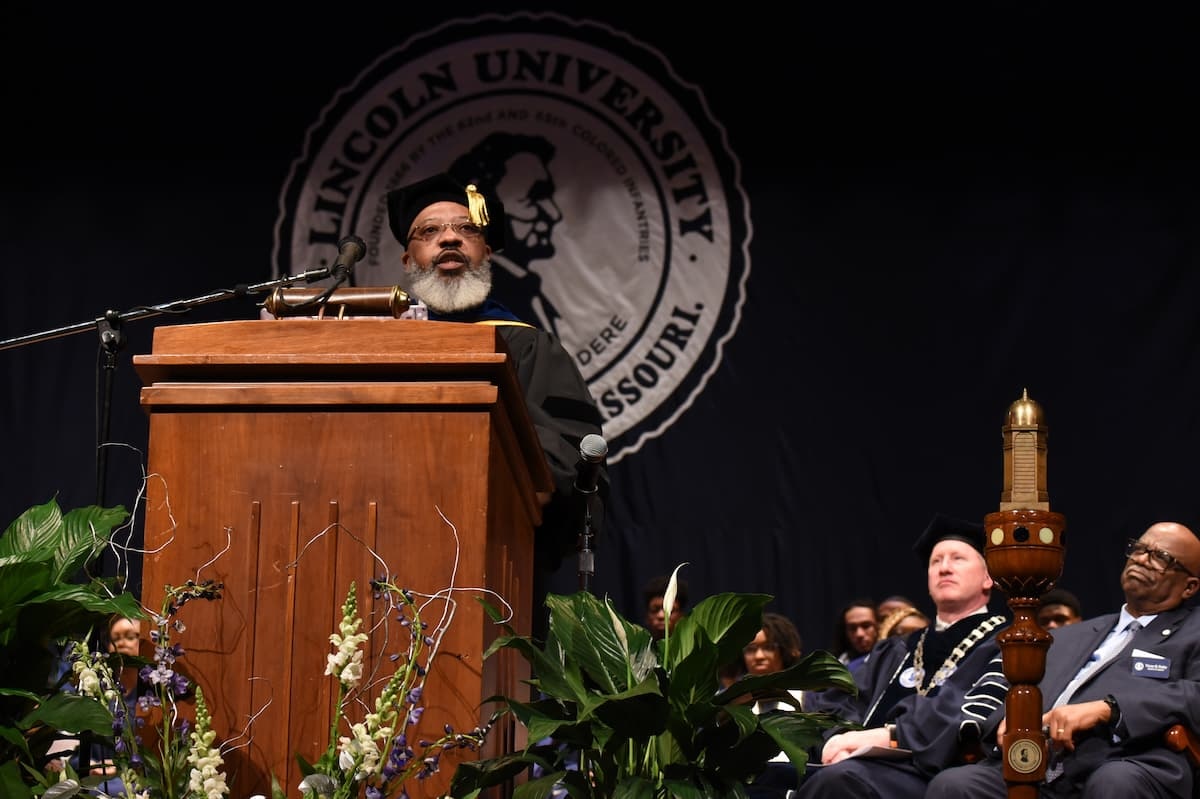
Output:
[1121, 521, 1200, 615]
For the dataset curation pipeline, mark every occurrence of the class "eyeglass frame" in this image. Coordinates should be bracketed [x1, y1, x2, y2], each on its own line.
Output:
[1124, 539, 1198, 578]
[407, 220, 486, 244]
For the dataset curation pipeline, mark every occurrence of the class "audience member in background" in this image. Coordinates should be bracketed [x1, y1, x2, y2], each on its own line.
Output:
[1037, 586, 1083, 629]
[878, 604, 931, 638]
[832, 598, 878, 680]
[927, 521, 1200, 799]
[107, 615, 141, 659]
[74, 615, 144, 794]
[642, 574, 689, 641]
[744, 612, 804, 683]
[876, 594, 918, 622]
[743, 612, 806, 799]
[799, 514, 1010, 799]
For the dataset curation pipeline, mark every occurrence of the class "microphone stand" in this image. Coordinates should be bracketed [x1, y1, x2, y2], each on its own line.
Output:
[1, 265, 346, 779]
[577, 497, 597, 593]
[95, 310, 125, 506]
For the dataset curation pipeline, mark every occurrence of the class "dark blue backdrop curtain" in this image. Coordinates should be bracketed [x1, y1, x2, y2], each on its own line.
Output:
[2, 4, 1197, 656]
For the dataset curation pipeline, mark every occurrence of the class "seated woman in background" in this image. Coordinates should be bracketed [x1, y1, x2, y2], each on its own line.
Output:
[742, 612, 806, 799]
[86, 615, 144, 794]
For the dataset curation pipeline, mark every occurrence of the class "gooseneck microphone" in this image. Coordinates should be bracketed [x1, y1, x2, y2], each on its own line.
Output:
[574, 433, 608, 495]
[574, 433, 607, 592]
[330, 235, 367, 281]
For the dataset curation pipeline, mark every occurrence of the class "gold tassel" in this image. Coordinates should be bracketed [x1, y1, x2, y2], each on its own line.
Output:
[465, 183, 490, 227]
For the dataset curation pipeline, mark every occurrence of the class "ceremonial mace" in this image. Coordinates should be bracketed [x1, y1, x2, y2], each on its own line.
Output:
[983, 389, 1066, 799]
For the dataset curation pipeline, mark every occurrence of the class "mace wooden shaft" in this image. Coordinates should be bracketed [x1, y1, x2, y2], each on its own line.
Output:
[984, 508, 1066, 798]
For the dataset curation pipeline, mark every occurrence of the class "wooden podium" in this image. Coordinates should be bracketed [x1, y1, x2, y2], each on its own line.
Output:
[133, 319, 553, 798]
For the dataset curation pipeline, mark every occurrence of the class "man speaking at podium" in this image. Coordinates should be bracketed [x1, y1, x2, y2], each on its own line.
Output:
[385, 173, 607, 622]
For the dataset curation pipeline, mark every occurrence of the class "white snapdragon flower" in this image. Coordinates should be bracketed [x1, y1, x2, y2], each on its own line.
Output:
[74, 664, 101, 696]
[186, 688, 229, 799]
[325, 589, 370, 689]
[337, 721, 383, 780]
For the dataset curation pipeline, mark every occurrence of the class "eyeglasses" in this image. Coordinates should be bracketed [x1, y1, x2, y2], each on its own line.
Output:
[1125, 539, 1197, 577]
[407, 221, 485, 243]
[742, 642, 781, 656]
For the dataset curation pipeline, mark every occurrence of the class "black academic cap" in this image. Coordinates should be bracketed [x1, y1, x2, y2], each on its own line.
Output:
[912, 513, 986, 563]
[385, 173, 506, 251]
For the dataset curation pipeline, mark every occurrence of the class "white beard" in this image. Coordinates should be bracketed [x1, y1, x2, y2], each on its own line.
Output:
[406, 257, 493, 313]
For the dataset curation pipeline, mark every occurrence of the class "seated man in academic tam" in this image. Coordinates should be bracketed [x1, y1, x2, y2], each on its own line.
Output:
[799, 513, 1010, 799]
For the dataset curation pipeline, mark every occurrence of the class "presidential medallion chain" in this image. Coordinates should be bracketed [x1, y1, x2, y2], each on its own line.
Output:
[911, 614, 1005, 696]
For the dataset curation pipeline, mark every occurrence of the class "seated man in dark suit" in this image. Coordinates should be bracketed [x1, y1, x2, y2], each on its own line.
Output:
[927, 520, 1200, 799]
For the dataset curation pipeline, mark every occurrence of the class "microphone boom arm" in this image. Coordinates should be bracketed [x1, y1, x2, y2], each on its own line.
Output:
[0, 264, 344, 352]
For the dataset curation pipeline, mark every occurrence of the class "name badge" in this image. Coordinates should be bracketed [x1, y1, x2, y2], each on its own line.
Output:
[1132, 656, 1171, 679]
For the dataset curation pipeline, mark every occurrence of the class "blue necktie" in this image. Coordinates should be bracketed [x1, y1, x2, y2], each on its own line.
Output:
[1052, 619, 1140, 709]
[1045, 620, 1141, 782]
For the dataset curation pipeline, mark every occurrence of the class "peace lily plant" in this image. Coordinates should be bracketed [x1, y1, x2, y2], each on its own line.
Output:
[450, 566, 858, 799]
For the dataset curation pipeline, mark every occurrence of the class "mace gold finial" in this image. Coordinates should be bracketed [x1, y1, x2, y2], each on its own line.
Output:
[999, 388, 1049, 511]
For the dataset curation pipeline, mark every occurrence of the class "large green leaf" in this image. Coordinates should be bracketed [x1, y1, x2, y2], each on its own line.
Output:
[612, 774, 657, 799]
[0, 563, 54, 635]
[661, 768, 738, 799]
[449, 749, 552, 795]
[666, 629, 725, 712]
[666, 593, 771, 673]
[758, 711, 841, 773]
[712, 702, 760, 746]
[0, 500, 128, 583]
[716, 651, 858, 706]
[0, 759, 34, 799]
[507, 699, 588, 745]
[19, 693, 114, 735]
[0, 499, 65, 558]
[513, 771, 573, 799]
[546, 593, 632, 696]
[586, 672, 669, 738]
[55, 505, 129, 580]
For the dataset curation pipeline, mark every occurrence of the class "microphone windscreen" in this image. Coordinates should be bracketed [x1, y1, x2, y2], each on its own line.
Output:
[580, 433, 608, 462]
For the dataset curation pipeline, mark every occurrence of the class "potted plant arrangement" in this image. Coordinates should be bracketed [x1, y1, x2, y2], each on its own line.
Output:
[2, 504, 856, 799]
[450, 567, 858, 799]
[0, 498, 141, 798]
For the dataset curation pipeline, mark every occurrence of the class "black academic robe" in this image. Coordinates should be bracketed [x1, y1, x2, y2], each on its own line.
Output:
[803, 611, 1009, 792]
[428, 301, 607, 623]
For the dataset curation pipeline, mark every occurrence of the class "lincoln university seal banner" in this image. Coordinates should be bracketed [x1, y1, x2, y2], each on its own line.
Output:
[273, 12, 751, 462]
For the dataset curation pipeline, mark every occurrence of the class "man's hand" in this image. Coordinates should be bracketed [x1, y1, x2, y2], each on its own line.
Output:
[821, 727, 892, 764]
[996, 700, 1108, 753]
[1041, 700, 1109, 752]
